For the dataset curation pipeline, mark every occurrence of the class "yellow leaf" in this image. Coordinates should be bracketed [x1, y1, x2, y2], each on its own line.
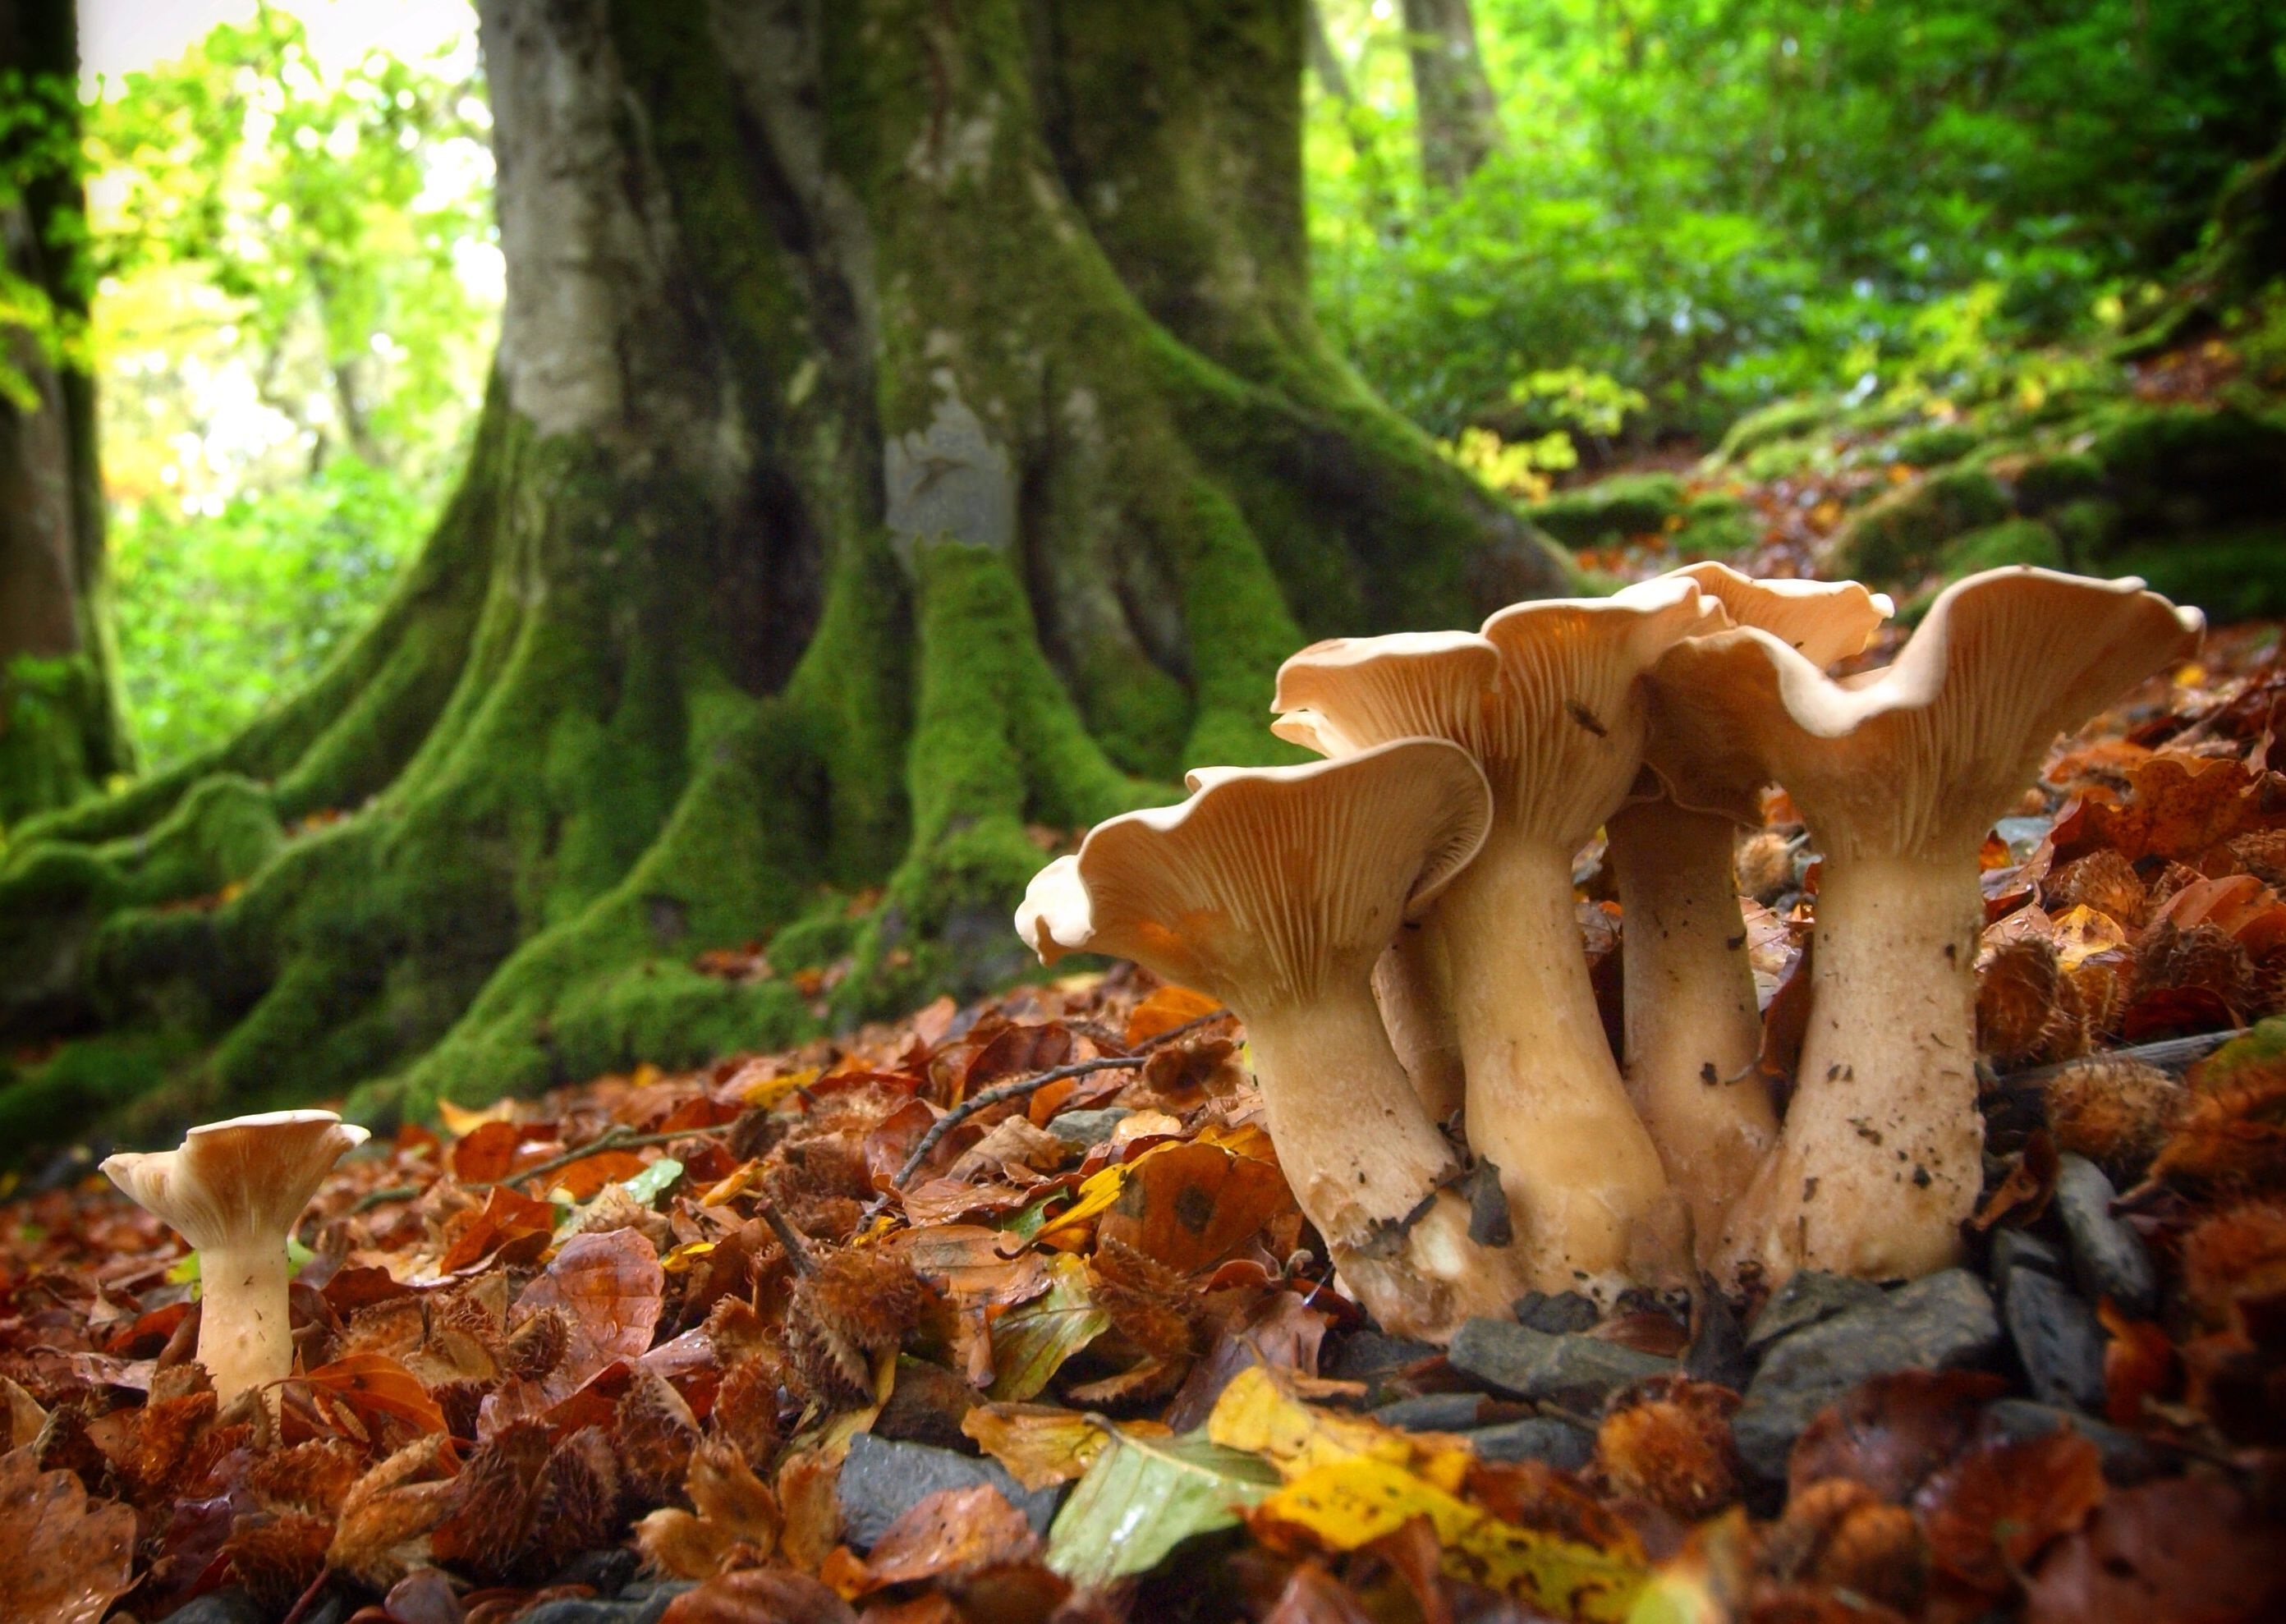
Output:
[1031, 1162, 1129, 1243]
[741, 1065, 819, 1108]
[438, 1098, 516, 1136]
[698, 1161, 760, 1206]
[1258, 1457, 1646, 1620]
[2050, 903, 2132, 970]
[660, 1241, 718, 1274]
[962, 1403, 1172, 1491]
[1208, 1365, 1463, 1487]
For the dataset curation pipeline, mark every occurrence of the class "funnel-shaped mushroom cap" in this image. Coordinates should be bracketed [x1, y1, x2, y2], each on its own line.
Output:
[1017, 738, 1493, 1008]
[1640, 566, 1895, 823]
[1669, 562, 1892, 667]
[1270, 631, 1501, 759]
[1648, 567, 2202, 859]
[1272, 580, 1720, 847]
[103, 1110, 369, 1252]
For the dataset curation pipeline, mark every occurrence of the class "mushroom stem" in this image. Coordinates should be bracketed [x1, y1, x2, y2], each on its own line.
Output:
[1438, 836, 1672, 1291]
[1608, 796, 1776, 1247]
[1371, 922, 1466, 1127]
[193, 1240, 298, 1406]
[1245, 992, 1517, 1337]
[1720, 850, 1983, 1280]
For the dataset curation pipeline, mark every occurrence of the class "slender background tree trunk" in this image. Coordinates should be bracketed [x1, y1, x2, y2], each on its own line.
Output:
[1402, 0, 1503, 192]
[0, 0, 131, 825]
[0, 0, 1565, 1149]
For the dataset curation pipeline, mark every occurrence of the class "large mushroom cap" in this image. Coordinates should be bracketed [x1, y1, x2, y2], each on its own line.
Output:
[1647, 567, 2203, 856]
[1269, 631, 1501, 759]
[1015, 738, 1493, 1008]
[103, 1110, 370, 1253]
[1639, 566, 1895, 823]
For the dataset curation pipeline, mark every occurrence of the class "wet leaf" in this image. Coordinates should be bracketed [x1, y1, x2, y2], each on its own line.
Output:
[986, 1252, 1109, 1402]
[301, 1351, 449, 1434]
[1096, 1140, 1299, 1276]
[0, 1447, 138, 1624]
[1044, 1424, 1278, 1586]
[1912, 1428, 2105, 1593]
[961, 1402, 1165, 1490]
[512, 1227, 664, 1390]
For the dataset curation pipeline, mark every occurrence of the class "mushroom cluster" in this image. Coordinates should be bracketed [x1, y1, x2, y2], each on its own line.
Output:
[1017, 566, 2202, 1337]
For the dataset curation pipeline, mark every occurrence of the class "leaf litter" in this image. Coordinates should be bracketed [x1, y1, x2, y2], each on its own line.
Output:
[7, 649, 2286, 1620]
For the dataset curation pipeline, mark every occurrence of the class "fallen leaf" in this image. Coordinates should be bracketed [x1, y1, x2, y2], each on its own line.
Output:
[1912, 1428, 2105, 1594]
[2024, 1473, 2284, 1624]
[512, 1227, 664, 1392]
[301, 1351, 450, 1435]
[1126, 984, 1223, 1045]
[659, 1567, 858, 1624]
[0, 1447, 138, 1624]
[1044, 1424, 1278, 1587]
[986, 1252, 1109, 1402]
[1787, 1369, 2007, 1503]
[1095, 1140, 1298, 1276]
[856, 1483, 1042, 1590]
[439, 1185, 558, 1272]
[961, 1402, 1168, 1491]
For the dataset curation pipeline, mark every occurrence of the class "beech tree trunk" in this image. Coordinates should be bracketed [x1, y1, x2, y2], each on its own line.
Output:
[1401, 0, 1502, 192]
[0, 0, 1567, 1149]
[0, 0, 130, 826]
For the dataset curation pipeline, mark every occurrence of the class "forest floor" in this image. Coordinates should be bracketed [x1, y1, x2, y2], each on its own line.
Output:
[4, 594, 2286, 1622]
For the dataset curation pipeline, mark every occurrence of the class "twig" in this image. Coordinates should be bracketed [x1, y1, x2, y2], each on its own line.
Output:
[1992, 1029, 2237, 1092]
[756, 1198, 818, 1276]
[349, 1182, 422, 1214]
[482, 1125, 708, 1190]
[278, 1570, 333, 1624]
[890, 1007, 1229, 1190]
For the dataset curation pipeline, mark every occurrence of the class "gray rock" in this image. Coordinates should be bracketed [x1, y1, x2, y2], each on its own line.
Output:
[1989, 1229, 2067, 1296]
[1685, 1289, 1752, 1392]
[1448, 1319, 1674, 1412]
[838, 1433, 1063, 1551]
[1746, 1271, 1886, 1351]
[547, 1547, 640, 1594]
[1467, 1416, 1596, 1472]
[1733, 1268, 2001, 1481]
[1324, 1330, 1439, 1385]
[2054, 1155, 2158, 1316]
[1985, 1399, 2174, 1484]
[159, 1593, 268, 1624]
[1045, 1106, 1132, 1147]
[1513, 1291, 1601, 1334]
[2003, 1267, 2106, 1412]
[1371, 1392, 1491, 1431]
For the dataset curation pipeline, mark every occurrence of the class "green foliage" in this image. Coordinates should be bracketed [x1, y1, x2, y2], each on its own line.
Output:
[84, 11, 496, 767]
[1307, 0, 2286, 438]
[110, 457, 429, 766]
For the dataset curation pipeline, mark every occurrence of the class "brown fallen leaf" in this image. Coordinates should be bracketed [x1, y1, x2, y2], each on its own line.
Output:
[2025, 1473, 2284, 1624]
[0, 1447, 139, 1624]
[659, 1567, 858, 1624]
[1912, 1427, 2105, 1594]
[301, 1351, 449, 1436]
[636, 1437, 783, 1580]
[510, 1227, 666, 1394]
[830, 1483, 1042, 1596]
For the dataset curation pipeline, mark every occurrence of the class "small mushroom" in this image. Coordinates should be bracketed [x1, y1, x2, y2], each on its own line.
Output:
[1614, 564, 1892, 1250]
[1649, 567, 2201, 1282]
[1016, 738, 1529, 1340]
[1274, 631, 1502, 1126]
[103, 1110, 370, 1408]
[1274, 579, 1723, 1291]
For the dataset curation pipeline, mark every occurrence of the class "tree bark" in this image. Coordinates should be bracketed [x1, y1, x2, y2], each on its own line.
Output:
[0, 0, 130, 826]
[0, 0, 1568, 1148]
[1401, 0, 1502, 193]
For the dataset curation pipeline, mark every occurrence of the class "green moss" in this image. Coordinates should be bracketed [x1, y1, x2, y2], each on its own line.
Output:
[1526, 473, 1686, 548]
[1891, 423, 1981, 468]
[1717, 397, 1836, 461]
[1828, 466, 2011, 580]
[0, 654, 112, 829]
[2110, 525, 2286, 622]
[1671, 492, 1760, 559]
[1939, 518, 2064, 579]
[1739, 435, 1826, 483]
[1172, 481, 1311, 768]
[0, 1031, 197, 1161]
[2050, 498, 2125, 564]
[2088, 405, 2286, 529]
[2010, 451, 2105, 514]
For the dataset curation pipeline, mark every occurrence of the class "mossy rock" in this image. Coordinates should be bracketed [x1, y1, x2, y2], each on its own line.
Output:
[1670, 492, 1761, 560]
[2088, 405, 2286, 529]
[2109, 525, 2286, 622]
[1717, 397, 1837, 461]
[1739, 435, 1826, 483]
[1891, 423, 1982, 468]
[1826, 466, 2011, 580]
[1940, 519, 2064, 578]
[2011, 452, 2105, 515]
[0, 1032, 197, 1159]
[1526, 472, 1687, 548]
[2050, 498, 2125, 565]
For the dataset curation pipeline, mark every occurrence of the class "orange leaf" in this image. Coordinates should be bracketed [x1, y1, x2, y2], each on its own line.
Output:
[300, 1352, 448, 1434]
[452, 1118, 558, 1183]
[1124, 984, 1223, 1046]
[514, 1228, 666, 1392]
[438, 1185, 559, 1272]
[544, 1149, 650, 1200]
[1097, 1140, 1299, 1277]
[1913, 1428, 2105, 1593]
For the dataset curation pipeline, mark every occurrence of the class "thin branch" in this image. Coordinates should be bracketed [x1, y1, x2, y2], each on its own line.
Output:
[755, 1198, 818, 1276]
[483, 1124, 706, 1191]
[890, 1007, 1230, 1190]
[348, 1183, 422, 1214]
[1993, 1029, 2235, 1090]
